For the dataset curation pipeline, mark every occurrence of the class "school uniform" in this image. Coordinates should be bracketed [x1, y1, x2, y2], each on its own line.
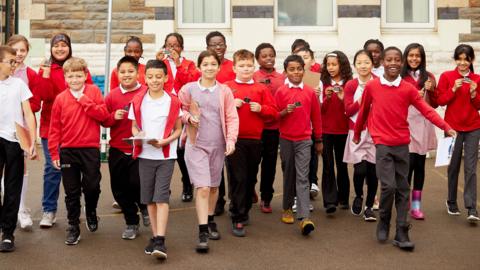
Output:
[103, 83, 145, 225]
[128, 88, 182, 204]
[354, 76, 452, 227]
[275, 81, 322, 219]
[343, 77, 377, 208]
[38, 64, 93, 214]
[224, 79, 277, 223]
[14, 64, 42, 113]
[436, 69, 480, 211]
[0, 77, 32, 237]
[320, 80, 350, 208]
[48, 84, 109, 226]
[109, 63, 146, 90]
[253, 69, 286, 203]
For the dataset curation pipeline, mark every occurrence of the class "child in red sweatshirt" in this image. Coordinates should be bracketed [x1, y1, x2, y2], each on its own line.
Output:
[48, 57, 110, 246]
[275, 55, 322, 236]
[354, 47, 455, 251]
[224, 49, 277, 237]
[110, 36, 146, 90]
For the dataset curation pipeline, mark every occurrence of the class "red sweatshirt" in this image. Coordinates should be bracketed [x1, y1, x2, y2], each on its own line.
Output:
[19, 67, 43, 113]
[224, 80, 278, 139]
[253, 69, 285, 130]
[436, 68, 480, 132]
[103, 84, 147, 154]
[402, 72, 438, 107]
[321, 81, 349, 134]
[48, 84, 110, 161]
[344, 75, 378, 130]
[38, 63, 93, 138]
[275, 83, 322, 141]
[175, 58, 236, 85]
[110, 63, 146, 90]
[354, 77, 452, 146]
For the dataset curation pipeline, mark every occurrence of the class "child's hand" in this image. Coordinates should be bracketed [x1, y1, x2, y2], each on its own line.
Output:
[446, 129, 457, 137]
[189, 115, 200, 128]
[156, 50, 166, 61]
[27, 145, 37, 160]
[419, 89, 425, 98]
[169, 49, 181, 66]
[286, 104, 296, 113]
[315, 142, 323, 155]
[314, 86, 321, 97]
[249, 102, 262, 112]
[147, 139, 168, 148]
[470, 81, 478, 99]
[424, 79, 434, 92]
[40, 59, 51, 78]
[336, 88, 345, 100]
[452, 79, 463, 92]
[352, 138, 360, 144]
[234, 98, 244, 108]
[114, 109, 128, 120]
[53, 160, 61, 170]
[225, 142, 235, 156]
[325, 87, 333, 99]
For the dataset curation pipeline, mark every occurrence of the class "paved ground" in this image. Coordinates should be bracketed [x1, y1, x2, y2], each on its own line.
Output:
[1, 150, 479, 270]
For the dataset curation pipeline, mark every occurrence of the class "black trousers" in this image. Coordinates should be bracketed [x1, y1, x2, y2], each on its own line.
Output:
[258, 129, 279, 202]
[321, 134, 350, 207]
[216, 169, 226, 207]
[60, 148, 101, 226]
[353, 161, 378, 208]
[408, 153, 426, 191]
[108, 147, 141, 225]
[0, 138, 24, 236]
[226, 139, 262, 223]
[309, 135, 319, 186]
[177, 145, 193, 194]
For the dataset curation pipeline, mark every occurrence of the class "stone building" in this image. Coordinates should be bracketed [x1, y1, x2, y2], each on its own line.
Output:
[15, 0, 480, 78]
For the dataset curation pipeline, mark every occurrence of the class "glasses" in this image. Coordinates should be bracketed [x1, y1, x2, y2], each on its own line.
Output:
[165, 44, 181, 49]
[208, 43, 226, 49]
[1, 60, 17, 67]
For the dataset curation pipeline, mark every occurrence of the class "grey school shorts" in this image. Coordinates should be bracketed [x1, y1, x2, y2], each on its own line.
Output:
[138, 158, 175, 204]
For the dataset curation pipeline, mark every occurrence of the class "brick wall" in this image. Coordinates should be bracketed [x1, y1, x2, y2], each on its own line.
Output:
[30, 0, 155, 43]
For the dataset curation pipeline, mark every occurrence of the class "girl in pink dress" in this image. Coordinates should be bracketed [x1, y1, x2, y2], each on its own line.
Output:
[401, 43, 438, 220]
[343, 50, 378, 221]
[178, 50, 239, 253]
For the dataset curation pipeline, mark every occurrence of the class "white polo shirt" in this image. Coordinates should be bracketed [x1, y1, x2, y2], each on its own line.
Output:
[0, 76, 32, 142]
[128, 92, 182, 160]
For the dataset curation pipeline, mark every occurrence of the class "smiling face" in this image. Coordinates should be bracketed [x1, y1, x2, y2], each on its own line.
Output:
[11, 41, 28, 65]
[0, 52, 16, 78]
[164, 35, 183, 56]
[455, 53, 472, 74]
[199, 55, 220, 81]
[118, 62, 138, 89]
[124, 41, 143, 62]
[257, 47, 275, 71]
[65, 70, 87, 91]
[382, 49, 402, 81]
[52, 41, 70, 62]
[145, 68, 167, 92]
[207, 36, 226, 61]
[407, 48, 422, 70]
[354, 53, 373, 78]
[285, 61, 304, 85]
[326, 56, 340, 79]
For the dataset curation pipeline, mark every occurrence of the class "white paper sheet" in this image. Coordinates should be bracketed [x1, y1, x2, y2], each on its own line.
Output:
[435, 137, 455, 167]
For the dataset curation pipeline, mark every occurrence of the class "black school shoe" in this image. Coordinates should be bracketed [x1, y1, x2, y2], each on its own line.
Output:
[86, 211, 99, 232]
[325, 204, 337, 214]
[376, 217, 390, 242]
[0, 235, 15, 252]
[208, 222, 221, 240]
[144, 237, 155, 255]
[351, 197, 363, 216]
[196, 232, 209, 253]
[392, 224, 415, 251]
[65, 225, 81, 245]
[151, 236, 167, 260]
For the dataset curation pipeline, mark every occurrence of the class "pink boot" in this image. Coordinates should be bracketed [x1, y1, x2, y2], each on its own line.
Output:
[410, 190, 425, 220]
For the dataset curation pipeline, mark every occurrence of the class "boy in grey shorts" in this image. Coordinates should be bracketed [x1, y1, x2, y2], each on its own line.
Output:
[128, 60, 183, 260]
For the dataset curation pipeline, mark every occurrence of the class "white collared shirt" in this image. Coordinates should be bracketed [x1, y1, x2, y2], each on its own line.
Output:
[372, 66, 385, 77]
[287, 81, 304, 89]
[380, 75, 401, 87]
[120, 82, 142, 94]
[0, 76, 32, 142]
[235, 79, 254, 84]
[409, 70, 420, 82]
[197, 79, 218, 93]
[70, 85, 85, 99]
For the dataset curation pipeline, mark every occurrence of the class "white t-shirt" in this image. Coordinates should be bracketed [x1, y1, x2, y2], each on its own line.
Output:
[128, 92, 182, 160]
[0, 76, 33, 142]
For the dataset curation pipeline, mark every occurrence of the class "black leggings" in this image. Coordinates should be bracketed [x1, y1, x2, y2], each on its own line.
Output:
[353, 161, 378, 208]
[408, 153, 426, 191]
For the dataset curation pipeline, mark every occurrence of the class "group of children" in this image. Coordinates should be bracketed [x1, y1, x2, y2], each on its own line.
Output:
[0, 31, 478, 258]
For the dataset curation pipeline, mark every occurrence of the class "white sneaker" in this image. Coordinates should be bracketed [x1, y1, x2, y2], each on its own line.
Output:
[310, 183, 319, 199]
[18, 208, 33, 230]
[39, 212, 56, 228]
[292, 197, 297, 213]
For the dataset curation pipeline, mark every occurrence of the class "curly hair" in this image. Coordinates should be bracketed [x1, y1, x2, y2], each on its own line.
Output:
[320, 50, 352, 86]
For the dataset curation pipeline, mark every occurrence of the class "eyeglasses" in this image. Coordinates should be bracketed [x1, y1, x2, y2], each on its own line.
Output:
[208, 43, 226, 49]
[1, 60, 17, 67]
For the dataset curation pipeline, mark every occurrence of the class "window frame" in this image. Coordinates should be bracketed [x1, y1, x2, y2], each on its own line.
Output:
[177, 0, 231, 29]
[381, 0, 436, 29]
[274, 0, 337, 32]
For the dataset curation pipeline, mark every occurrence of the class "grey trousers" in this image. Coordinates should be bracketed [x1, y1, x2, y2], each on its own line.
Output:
[280, 138, 312, 219]
[376, 144, 410, 227]
[447, 129, 480, 210]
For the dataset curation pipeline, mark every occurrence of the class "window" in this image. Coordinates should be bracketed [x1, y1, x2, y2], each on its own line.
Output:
[275, 0, 336, 31]
[177, 0, 230, 28]
[382, 0, 435, 29]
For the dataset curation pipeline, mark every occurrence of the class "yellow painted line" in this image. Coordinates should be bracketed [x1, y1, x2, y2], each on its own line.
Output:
[431, 169, 480, 208]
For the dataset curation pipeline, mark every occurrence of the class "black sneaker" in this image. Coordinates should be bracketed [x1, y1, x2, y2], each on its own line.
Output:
[86, 211, 99, 232]
[208, 222, 221, 240]
[0, 235, 15, 252]
[376, 217, 390, 242]
[351, 197, 363, 216]
[363, 207, 377, 222]
[196, 232, 209, 253]
[446, 201, 461, 216]
[392, 224, 415, 251]
[65, 225, 81, 245]
[467, 209, 480, 223]
[232, 222, 246, 237]
[151, 237, 167, 260]
[144, 237, 155, 255]
[325, 204, 337, 215]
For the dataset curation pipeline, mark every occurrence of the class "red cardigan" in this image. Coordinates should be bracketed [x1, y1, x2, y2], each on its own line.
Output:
[48, 84, 110, 161]
[130, 89, 181, 159]
[436, 68, 480, 132]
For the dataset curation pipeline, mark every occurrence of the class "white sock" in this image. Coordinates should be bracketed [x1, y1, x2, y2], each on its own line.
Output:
[19, 173, 29, 212]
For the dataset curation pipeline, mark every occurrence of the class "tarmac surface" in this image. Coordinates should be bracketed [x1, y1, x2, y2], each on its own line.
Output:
[1, 150, 480, 270]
